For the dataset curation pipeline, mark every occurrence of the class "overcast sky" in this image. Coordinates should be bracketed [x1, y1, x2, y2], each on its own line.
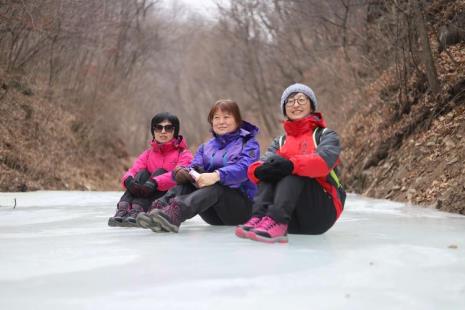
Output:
[172, 0, 226, 17]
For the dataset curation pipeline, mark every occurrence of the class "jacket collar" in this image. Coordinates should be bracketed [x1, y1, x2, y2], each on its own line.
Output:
[283, 113, 327, 136]
[213, 129, 241, 148]
[212, 121, 258, 148]
[150, 136, 187, 153]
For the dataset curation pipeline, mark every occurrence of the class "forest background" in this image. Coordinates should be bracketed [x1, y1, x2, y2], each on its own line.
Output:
[1, 0, 464, 214]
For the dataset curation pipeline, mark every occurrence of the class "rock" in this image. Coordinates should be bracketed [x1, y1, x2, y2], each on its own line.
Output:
[447, 158, 458, 165]
[432, 200, 443, 209]
[407, 188, 417, 202]
[419, 147, 430, 154]
[443, 137, 456, 148]
[442, 189, 455, 201]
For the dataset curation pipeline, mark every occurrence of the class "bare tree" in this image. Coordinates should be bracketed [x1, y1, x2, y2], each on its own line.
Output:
[410, 0, 439, 94]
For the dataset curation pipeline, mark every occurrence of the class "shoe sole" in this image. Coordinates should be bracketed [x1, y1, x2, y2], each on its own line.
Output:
[136, 214, 163, 232]
[235, 226, 249, 238]
[152, 213, 179, 233]
[108, 218, 124, 227]
[246, 231, 288, 244]
[122, 219, 138, 228]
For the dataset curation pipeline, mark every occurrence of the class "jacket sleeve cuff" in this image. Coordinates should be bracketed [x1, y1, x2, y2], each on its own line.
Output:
[290, 157, 299, 174]
[214, 169, 224, 184]
[247, 161, 263, 184]
[121, 174, 134, 189]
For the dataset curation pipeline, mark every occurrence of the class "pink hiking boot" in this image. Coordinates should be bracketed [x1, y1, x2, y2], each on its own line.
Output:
[247, 216, 288, 243]
[235, 216, 262, 238]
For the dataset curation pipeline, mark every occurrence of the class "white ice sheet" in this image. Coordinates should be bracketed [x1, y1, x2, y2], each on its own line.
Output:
[0, 191, 464, 310]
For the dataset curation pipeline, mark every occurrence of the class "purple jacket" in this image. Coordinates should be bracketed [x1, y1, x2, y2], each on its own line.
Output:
[190, 121, 260, 200]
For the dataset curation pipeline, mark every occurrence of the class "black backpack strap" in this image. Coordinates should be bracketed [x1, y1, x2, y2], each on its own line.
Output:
[313, 127, 328, 145]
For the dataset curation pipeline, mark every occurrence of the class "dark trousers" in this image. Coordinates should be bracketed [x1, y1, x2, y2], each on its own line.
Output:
[119, 169, 167, 212]
[252, 175, 337, 235]
[164, 183, 253, 226]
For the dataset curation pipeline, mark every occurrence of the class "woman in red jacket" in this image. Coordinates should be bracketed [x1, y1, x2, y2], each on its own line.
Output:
[236, 83, 346, 243]
[108, 112, 193, 227]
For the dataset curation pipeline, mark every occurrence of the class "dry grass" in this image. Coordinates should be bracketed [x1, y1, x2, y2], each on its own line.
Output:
[0, 71, 130, 192]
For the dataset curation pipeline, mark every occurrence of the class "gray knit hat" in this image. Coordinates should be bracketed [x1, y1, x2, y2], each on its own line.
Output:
[280, 83, 318, 115]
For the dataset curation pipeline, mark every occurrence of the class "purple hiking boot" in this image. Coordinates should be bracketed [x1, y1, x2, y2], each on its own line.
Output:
[122, 203, 145, 227]
[136, 199, 168, 232]
[235, 216, 262, 238]
[150, 200, 184, 233]
[247, 216, 288, 244]
[108, 201, 130, 227]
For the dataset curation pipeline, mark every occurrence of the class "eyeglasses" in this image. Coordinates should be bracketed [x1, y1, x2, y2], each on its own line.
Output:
[285, 97, 308, 107]
[153, 124, 175, 133]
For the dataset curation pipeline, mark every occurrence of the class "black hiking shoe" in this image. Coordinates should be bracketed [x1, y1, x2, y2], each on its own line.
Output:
[122, 204, 144, 227]
[136, 200, 167, 232]
[108, 201, 130, 227]
[151, 200, 184, 233]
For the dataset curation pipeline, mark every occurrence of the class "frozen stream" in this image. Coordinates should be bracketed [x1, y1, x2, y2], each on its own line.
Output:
[0, 191, 464, 309]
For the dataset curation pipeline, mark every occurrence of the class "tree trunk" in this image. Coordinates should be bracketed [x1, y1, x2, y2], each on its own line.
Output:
[411, 0, 440, 94]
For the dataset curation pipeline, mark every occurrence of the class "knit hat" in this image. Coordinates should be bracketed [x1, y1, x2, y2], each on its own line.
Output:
[151, 112, 180, 138]
[280, 83, 318, 115]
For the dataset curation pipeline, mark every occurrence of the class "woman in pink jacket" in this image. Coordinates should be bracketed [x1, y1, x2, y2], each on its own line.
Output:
[108, 112, 193, 227]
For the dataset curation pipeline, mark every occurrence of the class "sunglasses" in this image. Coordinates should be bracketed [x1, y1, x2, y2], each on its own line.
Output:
[153, 124, 175, 133]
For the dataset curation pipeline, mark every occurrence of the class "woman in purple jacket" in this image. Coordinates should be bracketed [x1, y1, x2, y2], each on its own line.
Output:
[137, 99, 260, 233]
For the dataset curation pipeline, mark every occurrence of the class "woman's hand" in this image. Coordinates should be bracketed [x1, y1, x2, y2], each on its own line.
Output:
[197, 171, 220, 188]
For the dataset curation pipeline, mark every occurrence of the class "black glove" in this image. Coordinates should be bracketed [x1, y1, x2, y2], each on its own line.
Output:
[191, 165, 206, 174]
[173, 167, 194, 184]
[124, 176, 137, 193]
[124, 176, 157, 198]
[265, 154, 294, 174]
[139, 179, 158, 197]
[254, 155, 294, 183]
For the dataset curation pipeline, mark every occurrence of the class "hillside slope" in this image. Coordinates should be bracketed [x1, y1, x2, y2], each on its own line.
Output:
[341, 39, 465, 214]
[0, 74, 129, 191]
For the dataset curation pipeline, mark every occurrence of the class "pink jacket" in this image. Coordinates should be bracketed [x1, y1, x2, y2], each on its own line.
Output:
[121, 136, 193, 191]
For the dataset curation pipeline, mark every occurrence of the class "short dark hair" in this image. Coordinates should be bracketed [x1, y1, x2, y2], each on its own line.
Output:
[151, 112, 180, 137]
[207, 99, 242, 126]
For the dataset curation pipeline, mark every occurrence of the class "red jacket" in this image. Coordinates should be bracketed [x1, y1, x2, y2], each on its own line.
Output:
[248, 114, 344, 218]
[122, 136, 193, 191]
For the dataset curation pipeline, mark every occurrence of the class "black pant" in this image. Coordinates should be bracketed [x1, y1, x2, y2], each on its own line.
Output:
[252, 175, 337, 235]
[164, 183, 253, 225]
[119, 169, 167, 212]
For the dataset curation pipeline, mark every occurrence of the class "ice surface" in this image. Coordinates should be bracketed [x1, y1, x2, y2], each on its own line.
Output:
[0, 191, 464, 310]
